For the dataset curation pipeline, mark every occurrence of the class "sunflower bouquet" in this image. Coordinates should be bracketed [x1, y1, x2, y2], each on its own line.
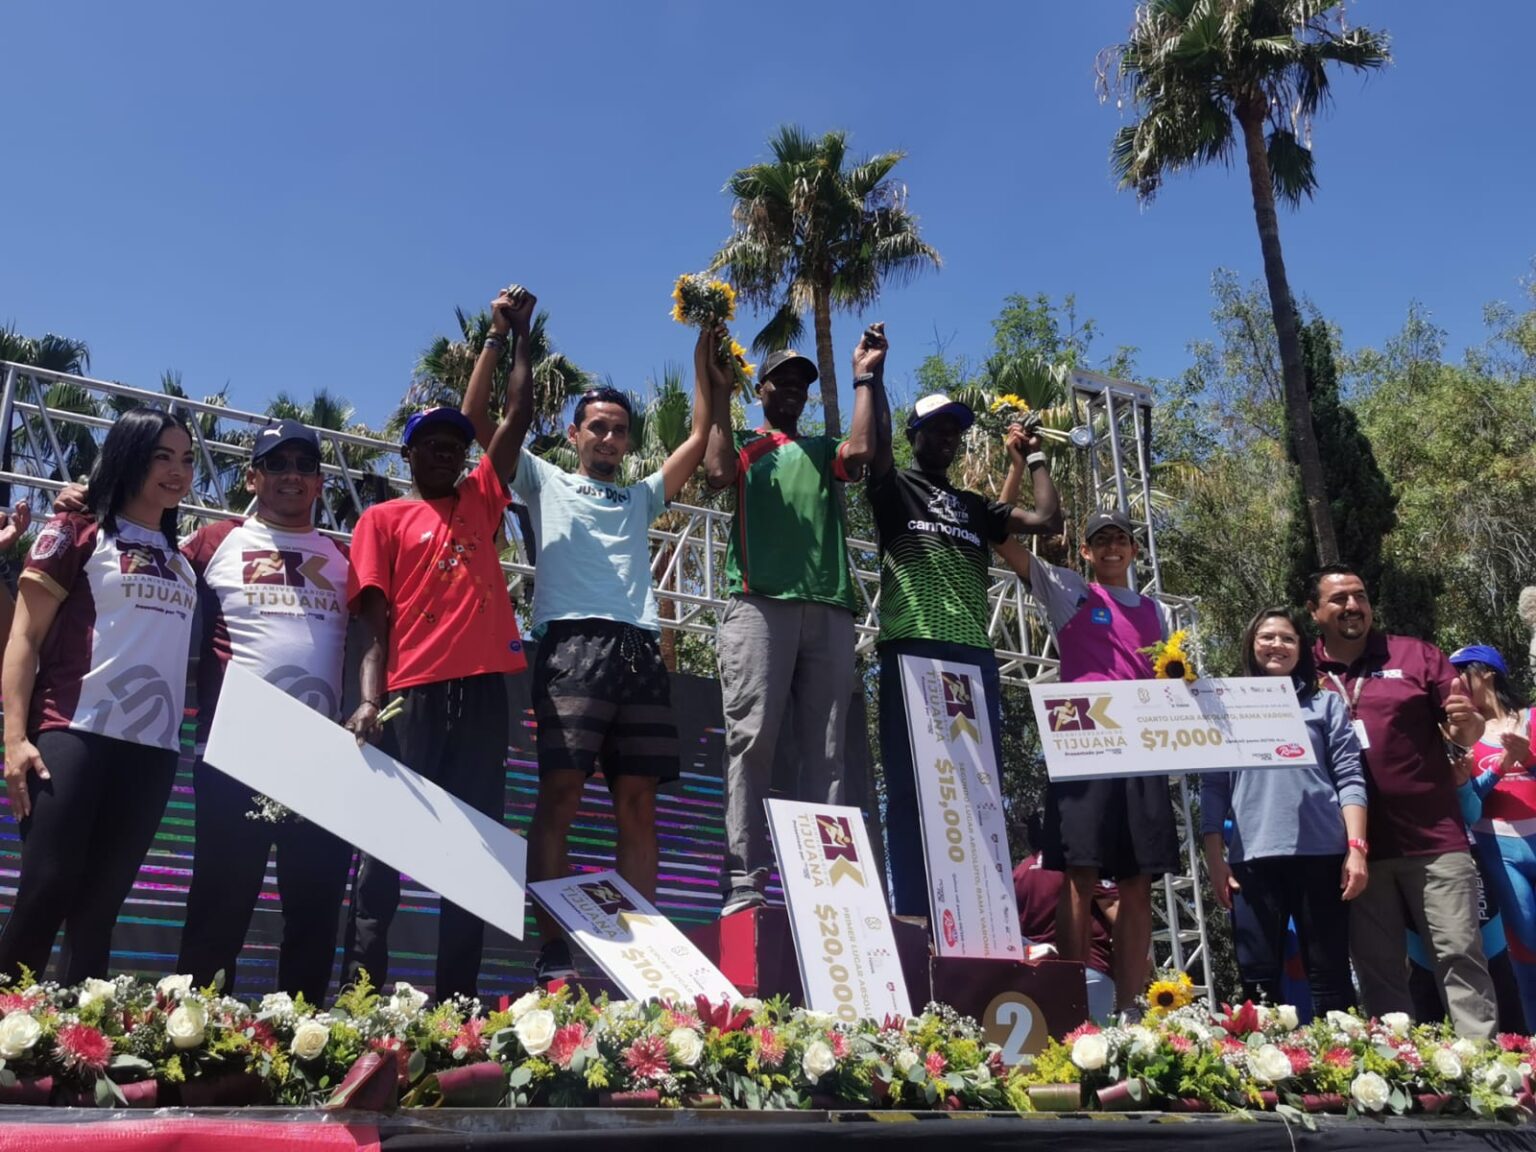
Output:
[670, 273, 755, 391]
[976, 393, 1070, 444]
[1140, 629, 1197, 682]
[1145, 969, 1196, 1016]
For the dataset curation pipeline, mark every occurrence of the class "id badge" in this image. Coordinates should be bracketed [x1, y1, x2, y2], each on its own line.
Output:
[1353, 719, 1371, 750]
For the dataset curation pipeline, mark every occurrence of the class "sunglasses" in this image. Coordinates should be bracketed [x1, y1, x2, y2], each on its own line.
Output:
[254, 454, 322, 475]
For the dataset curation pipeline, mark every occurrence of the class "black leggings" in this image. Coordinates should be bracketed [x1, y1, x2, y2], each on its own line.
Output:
[0, 729, 176, 983]
[1230, 852, 1356, 1016]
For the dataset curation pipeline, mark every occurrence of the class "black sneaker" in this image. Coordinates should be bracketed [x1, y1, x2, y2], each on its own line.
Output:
[535, 939, 578, 983]
[720, 885, 767, 918]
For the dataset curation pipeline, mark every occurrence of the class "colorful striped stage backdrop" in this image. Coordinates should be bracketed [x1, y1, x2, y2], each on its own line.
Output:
[0, 666, 731, 1001]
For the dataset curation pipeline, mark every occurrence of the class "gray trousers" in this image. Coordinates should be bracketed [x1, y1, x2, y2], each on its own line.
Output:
[718, 594, 856, 890]
[1349, 850, 1497, 1038]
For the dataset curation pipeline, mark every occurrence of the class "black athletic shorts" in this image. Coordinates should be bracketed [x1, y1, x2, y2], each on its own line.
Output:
[1042, 775, 1180, 880]
[531, 619, 680, 784]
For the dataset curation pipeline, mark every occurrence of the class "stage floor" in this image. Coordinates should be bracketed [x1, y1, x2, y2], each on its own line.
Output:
[1, 1107, 1533, 1151]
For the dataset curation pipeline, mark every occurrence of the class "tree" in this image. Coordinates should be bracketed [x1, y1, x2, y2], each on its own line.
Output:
[266, 387, 390, 525]
[1100, 0, 1390, 565]
[0, 328, 93, 499]
[712, 125, 941, 436]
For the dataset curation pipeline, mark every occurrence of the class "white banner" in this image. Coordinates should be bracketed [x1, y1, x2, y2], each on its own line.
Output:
[765, 800, 912, 1022]
[203, 663, 526, 939]
[898, 656, 1024, 960]
[528, 871, 739, 1004]
[1030, 676, 1317, 781]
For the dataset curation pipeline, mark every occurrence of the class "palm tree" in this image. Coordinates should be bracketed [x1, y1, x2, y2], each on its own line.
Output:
[1099, 0, 1388, 565]
[388, 306, 588, 440]
[0, 327, 96, 498]
[712, 125, 941, 437]
[265, 387, 391, 524]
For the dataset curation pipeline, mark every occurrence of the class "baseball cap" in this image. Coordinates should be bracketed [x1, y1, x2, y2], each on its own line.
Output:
[252, 419, 321, 462]
[758, 349, 819, 386]
[402, 407, 476, 447]
[1083, 509, 1135, 542]
[1449, 644, 1509, 678]
[907, 393, 975, 432]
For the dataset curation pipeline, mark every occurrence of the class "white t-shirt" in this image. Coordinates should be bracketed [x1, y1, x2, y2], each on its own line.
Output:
[509, 451, 667, 633]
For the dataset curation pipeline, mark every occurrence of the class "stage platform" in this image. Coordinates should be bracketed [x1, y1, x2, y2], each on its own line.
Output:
[0, 1106, 1532, 1152]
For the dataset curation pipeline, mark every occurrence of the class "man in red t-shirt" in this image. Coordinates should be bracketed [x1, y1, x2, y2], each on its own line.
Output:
[1310, 564, 1497, 1037]
[341, 292, 537, 1003]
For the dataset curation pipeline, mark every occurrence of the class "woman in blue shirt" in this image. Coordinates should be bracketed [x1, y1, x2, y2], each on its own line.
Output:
[1200, 606, 1369, 1014]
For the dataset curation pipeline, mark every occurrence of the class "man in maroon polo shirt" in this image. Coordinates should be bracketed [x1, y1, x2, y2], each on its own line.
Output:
[1310, 564, 1496, 1036]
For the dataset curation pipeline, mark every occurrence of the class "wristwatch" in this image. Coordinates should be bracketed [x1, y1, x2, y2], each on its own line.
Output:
[853, 373, 877, 388]
[1347, 837, 1369, 856]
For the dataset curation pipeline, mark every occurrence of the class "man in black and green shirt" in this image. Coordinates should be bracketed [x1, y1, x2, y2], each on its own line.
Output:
[869, 382, 1061, 918]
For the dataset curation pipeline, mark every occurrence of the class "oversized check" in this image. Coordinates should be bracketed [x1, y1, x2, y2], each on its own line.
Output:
[528, 871, 739, 1004]
[766, 800, 912, 1022]
[204, 663, 526, 938]
[1030, 676, 1316, 780]
[898, 656, 1023, 960]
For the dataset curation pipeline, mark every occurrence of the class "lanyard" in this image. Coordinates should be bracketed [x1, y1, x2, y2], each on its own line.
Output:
[1325, 671, 1367, 718]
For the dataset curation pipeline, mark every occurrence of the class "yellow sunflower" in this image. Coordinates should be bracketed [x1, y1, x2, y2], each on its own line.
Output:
[1147, 629, 1197, 682]
[1147, 972, 1194, 1013]
[989, 392, 1030, 415]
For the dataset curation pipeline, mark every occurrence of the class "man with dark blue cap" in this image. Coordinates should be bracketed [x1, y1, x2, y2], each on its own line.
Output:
[341, 289, 538, 1002]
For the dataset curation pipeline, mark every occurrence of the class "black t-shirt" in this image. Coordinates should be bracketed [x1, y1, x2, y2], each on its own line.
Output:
[868, 466, 1011, 648]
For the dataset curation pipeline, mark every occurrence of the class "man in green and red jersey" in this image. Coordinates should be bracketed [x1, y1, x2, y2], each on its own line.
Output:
[703, 331, 883, 916]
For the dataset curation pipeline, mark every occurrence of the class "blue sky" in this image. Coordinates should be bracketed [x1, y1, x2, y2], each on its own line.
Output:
[4, 1, 1531, 430]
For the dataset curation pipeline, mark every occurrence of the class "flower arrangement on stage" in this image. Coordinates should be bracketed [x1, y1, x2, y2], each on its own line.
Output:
[0, 970, 1532, 1121]
[1142, 629, 1197, 682]
[1007, 988, 1536, 1123]
[670, 273, 755, 391]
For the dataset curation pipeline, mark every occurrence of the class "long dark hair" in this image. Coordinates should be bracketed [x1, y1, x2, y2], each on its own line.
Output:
[1460, 661, 1527, 718]
[87, 408, 190, 549]
[1241, 606, 1317, 695]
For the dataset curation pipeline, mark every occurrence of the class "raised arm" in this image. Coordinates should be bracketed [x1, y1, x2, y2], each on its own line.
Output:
[999, 423, 1062, 535]
[343, 587, 391, 747]
[703, 351, 739, 491]
[3, 580, 62, 818]
[840, 322, 886, 480]
[461, 288, 538, 479]
[663, 325, 733, 503]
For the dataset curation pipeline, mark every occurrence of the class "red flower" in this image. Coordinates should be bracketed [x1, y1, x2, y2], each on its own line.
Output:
[1498, 1032, 1528, 1053]
[0, 993, 37, 1016]
[453, 1016, 487, 1058]
[1064, 1022, 1101, 1043]
[881, 1014, 905, 1034]
[370, 1036, 412, 1086]
[829, 1031, 850, 1060]
[752, 1027, 785, 1069]
[925, 1051, 948, 1078]
[1225, 1001, 1261, 1037]
[549, 1023, 588, 1069]
[694, 996, 753, 1034]
[56, 1023, 113, 1073]
[624, 1035, 671, 1080]
[1283, 1047, 1312, 1075]
[247, 1020, 278, 1050]
[1398, 1047, 1422, 1070]
[1168, 1035, 1193, 1054]
[1221, 1037, 1245, 1055]
[1323, 1046, 1354, 1069]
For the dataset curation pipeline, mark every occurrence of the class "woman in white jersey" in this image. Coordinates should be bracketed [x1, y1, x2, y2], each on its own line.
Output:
[0, 408, 197, 982]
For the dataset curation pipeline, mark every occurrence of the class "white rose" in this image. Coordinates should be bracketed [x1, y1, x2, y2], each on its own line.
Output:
[1350, 1071, 1390, 1112]
[1274, 1005, 1299, 1031]
[802, 1010, 837, 1025]
[1186, 1023, 1213, 1043]
[0, 1013, 42, 1059]
[894, 1050, 919, 1076]
[389, 982, 427, 1018]
[1071, 1033, 1108, 1071]
[668, 1028, 703, 1068]
[157, 974, 194, 1000]
[1127, 1026, 1158, 1057]
[802, 1039, 837, 1081]
[734, 998, 763, 1014]
[509, 990, 542, 1021]
[1326, 1010, 1365, 1037]
[1485, 1062, 1523, 1094]
[1431, 1047, 1464, 1080]
[1250, 1044, 1293, 1084]
[259, 992, 295, 1017]
[1380, 1012, 1411, 1039]
[77, 978, 116, 1011]
[1452, 1038, 1479, 1060]
[974, 1063, 993, 1086]
[166, 1002, 208, 1050]
[290, 1019, 330, 1061]
[515, 1009, 557, 1056]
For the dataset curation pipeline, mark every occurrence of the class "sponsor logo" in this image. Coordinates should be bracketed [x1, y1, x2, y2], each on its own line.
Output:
[241, 549, 337, 591]
[31, 520, 73, 561]
[942, 909, 958, 948]
[1090, 606, 1112, 625]
[794, 813, 868, 888]
[1044, 696, 1118, 732]
[941, 672, 981, 742]
[574, 482, 629, 504]
[117, 541, 180, 581]
[577, 879, 638, 918]
[925, 487, 968, 526]
[1275, 743, 1307, 759]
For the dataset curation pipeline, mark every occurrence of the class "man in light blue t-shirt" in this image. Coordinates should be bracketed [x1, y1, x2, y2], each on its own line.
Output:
[461, 286, 733, 982]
